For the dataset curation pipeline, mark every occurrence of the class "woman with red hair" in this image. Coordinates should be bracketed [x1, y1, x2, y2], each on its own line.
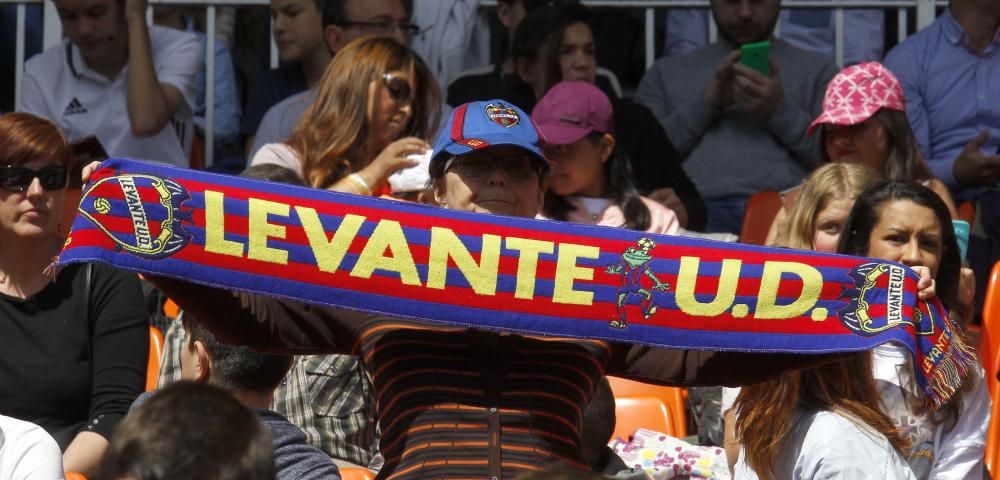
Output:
[0, 113, 147, 476]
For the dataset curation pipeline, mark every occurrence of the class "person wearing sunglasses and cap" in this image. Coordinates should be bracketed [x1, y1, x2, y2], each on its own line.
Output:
[251, 36, 440, 197]
[123, 98, 842, 479]
[0, 113, 147, 477]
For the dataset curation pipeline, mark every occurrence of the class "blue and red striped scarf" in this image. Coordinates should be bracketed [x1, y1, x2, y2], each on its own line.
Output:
[57, 159, 976, 409]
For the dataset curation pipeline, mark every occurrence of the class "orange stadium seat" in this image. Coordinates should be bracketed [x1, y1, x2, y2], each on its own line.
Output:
[340, 467, 376, 480]
[985, 354, 1000, 477]
[958, 201, 975, 224]
[979, 262, 1000, 381]
[147, 326, 164, 392]
[613, 396, 676, 441]
[64, 473, 87, 480]
[740, 191, 783, 246]
[606, 376, 686, 437]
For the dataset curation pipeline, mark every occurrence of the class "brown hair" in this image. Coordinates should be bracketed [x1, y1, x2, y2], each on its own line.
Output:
[0, 112, 72, 169]
[782, 163, 876, 250]
[735, 353, 910, 480]
[820, 109, 934, 183]
[286, 36, 440, 189]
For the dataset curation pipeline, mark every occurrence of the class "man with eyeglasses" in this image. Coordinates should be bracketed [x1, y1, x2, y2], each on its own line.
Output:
[248, 0, 414, 159]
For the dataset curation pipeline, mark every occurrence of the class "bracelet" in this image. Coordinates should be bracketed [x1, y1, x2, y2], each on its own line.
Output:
[346, 173, 373, 196]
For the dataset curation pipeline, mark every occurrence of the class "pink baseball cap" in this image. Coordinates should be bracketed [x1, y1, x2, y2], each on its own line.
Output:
[531, 81, 614, 145]
[807, 62, 905, 137]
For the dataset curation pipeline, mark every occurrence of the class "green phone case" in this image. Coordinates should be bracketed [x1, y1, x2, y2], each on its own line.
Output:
[740, 41, 770, 76]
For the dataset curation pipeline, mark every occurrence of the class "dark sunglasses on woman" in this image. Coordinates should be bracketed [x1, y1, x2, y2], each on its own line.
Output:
[383, 73, 414, 105]
[0, 164, 68, 192]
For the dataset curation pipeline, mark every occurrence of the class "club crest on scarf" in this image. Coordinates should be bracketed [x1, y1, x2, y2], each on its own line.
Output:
[79, 174, 193, 259]
[839, 262, 935, 336]
[484, 103, 520, 128]
[605, 237, 670, 329]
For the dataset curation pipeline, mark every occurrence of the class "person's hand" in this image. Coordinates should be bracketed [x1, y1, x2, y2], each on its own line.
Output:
[81, 161, 102, 185]
[953, 130, 1000, 187]
[367, 137, 430, 180]
[912, 265, 936, 301]
[124, 0, 148, 22]
[705, 51, 740, 110]
[648, 187, 689, 228]
[732, 59, 784, 119]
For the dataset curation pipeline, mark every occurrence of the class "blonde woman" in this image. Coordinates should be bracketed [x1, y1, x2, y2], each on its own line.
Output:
[252, 36, 441, 196]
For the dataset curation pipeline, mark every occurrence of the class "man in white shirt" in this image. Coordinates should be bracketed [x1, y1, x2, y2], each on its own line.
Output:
[19, 0, 202, 169]
[0, 416, 64, 480]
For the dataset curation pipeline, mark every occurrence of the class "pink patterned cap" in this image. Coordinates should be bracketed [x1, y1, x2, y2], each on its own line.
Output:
[807, 62, 905, 137]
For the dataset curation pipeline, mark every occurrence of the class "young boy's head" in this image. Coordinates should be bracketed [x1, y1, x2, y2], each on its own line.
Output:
[98, 381, 275, 480]
[180, 315, 293, 396]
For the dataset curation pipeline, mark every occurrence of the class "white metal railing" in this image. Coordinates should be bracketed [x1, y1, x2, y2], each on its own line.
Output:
[3, 0, 947, 166]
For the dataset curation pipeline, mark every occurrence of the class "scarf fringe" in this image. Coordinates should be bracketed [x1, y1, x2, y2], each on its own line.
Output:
[923, 332, 978, 411]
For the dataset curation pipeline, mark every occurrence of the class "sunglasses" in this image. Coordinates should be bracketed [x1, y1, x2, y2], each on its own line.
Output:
[383, 73, 414, 105]
[0, 165, 68, 192]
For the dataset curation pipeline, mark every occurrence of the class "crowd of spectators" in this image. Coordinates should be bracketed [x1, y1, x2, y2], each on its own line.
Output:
[0, 0, 998, 478]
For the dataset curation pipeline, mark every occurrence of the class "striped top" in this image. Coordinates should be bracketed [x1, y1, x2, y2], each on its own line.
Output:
[163, 281, 826, 479]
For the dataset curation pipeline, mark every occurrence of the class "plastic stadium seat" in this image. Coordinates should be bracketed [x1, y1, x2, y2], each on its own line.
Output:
[613, 395, 675, 441]
[958, 201, 975, 224]
[740, 191, 783, 246]
[65, 473, 87, 480]
[147, 326, 164, 392]
[163, 298, 180, 319]
[340, 467, 376, 480]
[979, 262, 1000, 385]
[606, 376, 686, 437]
[985, 354, 1000, 477]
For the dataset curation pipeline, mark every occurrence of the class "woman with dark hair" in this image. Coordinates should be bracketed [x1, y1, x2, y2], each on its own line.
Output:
[736, 181, 989, 480]
[0, 113, 147, 476]
[836, 181, 989, 480]
[533, 80, 678, 235]
[505, 2, 708, 231]
[251, 36, 441, 195]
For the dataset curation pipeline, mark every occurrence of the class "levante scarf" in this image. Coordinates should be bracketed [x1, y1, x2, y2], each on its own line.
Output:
[57, 159, 976, 409]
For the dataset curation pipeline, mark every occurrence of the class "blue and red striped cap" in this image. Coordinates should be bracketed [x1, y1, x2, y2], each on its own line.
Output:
[431, 99, 548, 171]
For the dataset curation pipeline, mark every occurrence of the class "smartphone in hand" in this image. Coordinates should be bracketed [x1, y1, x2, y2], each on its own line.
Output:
[740, 41, 771, 76]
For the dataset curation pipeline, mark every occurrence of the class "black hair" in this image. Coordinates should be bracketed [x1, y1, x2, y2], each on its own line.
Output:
[182, 315, 293, 393]
[322, 0, 413, 28]
[836, 180, 975, 429]
[240, 164, 307, 186]
[97, 381, 275, 480]
[543, 132, 652, 232]
[837, 181, 961, 314]
[503, 1, 593, 111]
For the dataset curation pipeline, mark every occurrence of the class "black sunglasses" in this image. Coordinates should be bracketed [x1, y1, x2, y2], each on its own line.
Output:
[383, 73, 414, 105]
[0, 165, 68, 192]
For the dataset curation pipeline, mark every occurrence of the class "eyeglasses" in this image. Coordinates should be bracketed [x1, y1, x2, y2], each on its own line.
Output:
[445, 152, 542, 183]
[382, 73, 413, 105]
[340, 19, 420, 37]
[0, 165, 67, 192]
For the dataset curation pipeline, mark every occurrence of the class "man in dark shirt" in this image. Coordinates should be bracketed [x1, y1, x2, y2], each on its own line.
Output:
[179, 314, 343, 480]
